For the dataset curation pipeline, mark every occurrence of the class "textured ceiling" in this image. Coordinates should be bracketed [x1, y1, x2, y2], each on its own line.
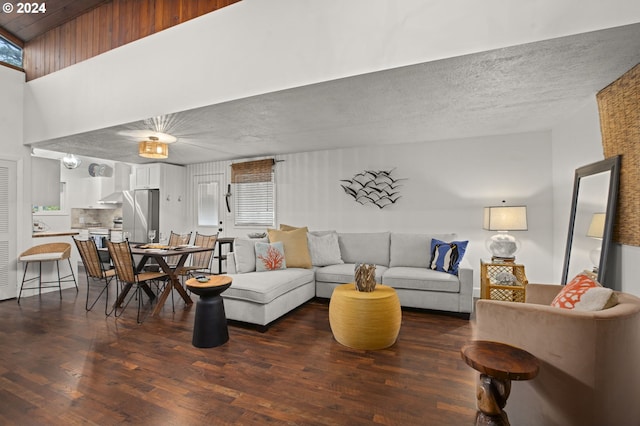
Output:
[32, 23, 640, 165]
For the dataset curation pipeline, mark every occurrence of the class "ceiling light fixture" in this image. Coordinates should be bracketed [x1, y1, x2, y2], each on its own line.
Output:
[61, 153, 82, 169]
[139, 136, 169, 159]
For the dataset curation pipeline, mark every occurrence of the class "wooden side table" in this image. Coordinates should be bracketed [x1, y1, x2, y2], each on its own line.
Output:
[185, 275, 232, 348]
[480, 260, 528, 302]
[328, 283, 401, 350]
[461, 340, 539, 426]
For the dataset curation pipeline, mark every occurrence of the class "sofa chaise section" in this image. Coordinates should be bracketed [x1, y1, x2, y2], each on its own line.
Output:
[224, 239, 315, 328]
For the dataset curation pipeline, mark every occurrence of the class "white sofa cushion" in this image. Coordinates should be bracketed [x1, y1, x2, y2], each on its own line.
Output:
[389, 233, 457, 268]
[315, 263, 387, 284]
[224, 268, 314, 304]
[383, 267, 461, 293]
[338, 232, 390, 266]
[234, 237, 267, 273]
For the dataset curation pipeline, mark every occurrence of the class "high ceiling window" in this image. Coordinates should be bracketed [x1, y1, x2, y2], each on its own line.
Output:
[0, 35, 22, 68]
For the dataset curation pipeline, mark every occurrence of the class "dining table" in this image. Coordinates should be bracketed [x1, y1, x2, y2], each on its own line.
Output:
[115, 243, 217, 317]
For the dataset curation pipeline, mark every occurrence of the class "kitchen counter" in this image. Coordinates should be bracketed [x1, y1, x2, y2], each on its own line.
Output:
[32, 231, 80, 238]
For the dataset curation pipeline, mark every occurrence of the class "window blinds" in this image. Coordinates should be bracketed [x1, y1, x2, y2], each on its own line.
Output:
[231, 159, 275, 183]
[231, 159, 275, 227]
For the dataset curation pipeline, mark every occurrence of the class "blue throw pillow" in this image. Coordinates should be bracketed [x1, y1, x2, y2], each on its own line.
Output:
[255, 241, 287, 272]
[429, 238, 468, 275]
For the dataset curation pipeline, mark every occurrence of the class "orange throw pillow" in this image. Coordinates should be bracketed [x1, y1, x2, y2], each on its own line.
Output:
[551, 273, 617, 311]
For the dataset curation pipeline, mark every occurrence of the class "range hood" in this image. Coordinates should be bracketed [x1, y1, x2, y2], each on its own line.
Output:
[98, 191, 123, 204]
[98, 163, 131, 204]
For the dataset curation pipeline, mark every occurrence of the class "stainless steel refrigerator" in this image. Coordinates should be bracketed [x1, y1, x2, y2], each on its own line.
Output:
[122, 189, 160, 243]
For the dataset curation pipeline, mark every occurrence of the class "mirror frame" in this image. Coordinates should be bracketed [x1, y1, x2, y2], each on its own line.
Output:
[561, 156, 620, 287]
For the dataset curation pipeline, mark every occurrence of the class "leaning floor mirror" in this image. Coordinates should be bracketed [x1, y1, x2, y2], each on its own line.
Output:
[562, 156, 621, 287]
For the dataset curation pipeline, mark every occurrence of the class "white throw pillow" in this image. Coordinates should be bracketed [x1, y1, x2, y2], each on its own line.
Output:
[234, 237, 267, 273]
[307, 232, 343, 267]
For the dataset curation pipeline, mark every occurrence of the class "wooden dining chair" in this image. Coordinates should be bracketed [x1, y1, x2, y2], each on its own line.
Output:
[73, 237, 117, 315]
[106, 239, 167, 323]
[178, 232, 219, 278]
[165, 231, 193, 267]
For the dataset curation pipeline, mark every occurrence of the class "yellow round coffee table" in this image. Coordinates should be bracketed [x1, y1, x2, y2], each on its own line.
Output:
[329, 283, 402, 350]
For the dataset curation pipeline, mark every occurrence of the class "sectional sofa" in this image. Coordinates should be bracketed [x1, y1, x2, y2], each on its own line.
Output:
[222, 231, 473, 329]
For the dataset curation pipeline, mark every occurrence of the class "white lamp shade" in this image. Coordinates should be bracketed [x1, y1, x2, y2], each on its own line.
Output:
[483, 206, 528, 231]
[587, 213, 606, 239]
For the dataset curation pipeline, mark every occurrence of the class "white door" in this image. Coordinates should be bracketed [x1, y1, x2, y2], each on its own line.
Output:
[0, 160, 17, 300]
[194, 174, 224, 235]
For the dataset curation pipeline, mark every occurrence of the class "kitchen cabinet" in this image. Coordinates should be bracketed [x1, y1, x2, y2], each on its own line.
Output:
[133, 164, 161, 189]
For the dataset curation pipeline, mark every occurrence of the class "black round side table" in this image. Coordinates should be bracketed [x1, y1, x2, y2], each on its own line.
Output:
[185, 275, 232, 348]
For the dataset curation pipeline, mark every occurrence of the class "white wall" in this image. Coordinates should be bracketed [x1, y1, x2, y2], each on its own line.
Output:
[609, 244, 640, 296]
[550, 98, 640, 297]
[23, 0, 640, 144]
[14, 0, 640, 297]
[186, 131, 555, 294]
[60, 156, 115, 209]
[550, 99, 605, 281]
[0, 65, 30, 297]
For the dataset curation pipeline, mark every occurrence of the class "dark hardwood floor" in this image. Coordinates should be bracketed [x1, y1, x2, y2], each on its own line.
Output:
[0, 276, 478, 425]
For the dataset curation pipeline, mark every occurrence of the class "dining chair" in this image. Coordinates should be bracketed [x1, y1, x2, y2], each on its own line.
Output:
[166, 231, 193, 266]
[178, 232, 219, 278]
[18, 242, 78, 303]
[73, 237, 117, 315]
[106, 239, 167, 323]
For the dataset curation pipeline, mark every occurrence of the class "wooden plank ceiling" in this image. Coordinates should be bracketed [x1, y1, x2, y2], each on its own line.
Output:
[0, 0, 240, 80]
[0, 0, 108, 42]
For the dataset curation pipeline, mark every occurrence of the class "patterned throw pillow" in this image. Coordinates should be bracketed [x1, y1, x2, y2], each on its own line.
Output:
[429, 238, 468, 275]
[255, 242, 287, 272]
[551, 273, 618, 311]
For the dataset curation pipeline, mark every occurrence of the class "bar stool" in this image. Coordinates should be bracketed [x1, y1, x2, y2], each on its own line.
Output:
[18, 242, 78, 303]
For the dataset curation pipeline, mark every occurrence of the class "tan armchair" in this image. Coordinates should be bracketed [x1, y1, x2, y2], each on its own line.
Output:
[474, 283, 640, 426]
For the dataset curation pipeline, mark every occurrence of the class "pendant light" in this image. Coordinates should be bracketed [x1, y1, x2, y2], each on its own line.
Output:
[61, 153, 82, 169]
[138, 136, 169, 159]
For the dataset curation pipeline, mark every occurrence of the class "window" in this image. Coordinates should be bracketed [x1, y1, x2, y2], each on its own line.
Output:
[231, 159, 275, 227]
[0, 36, 22, 68]
[197, 182, 219, 227]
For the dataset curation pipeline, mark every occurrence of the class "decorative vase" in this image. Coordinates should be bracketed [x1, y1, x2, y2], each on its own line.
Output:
[354, 263, 377, 292]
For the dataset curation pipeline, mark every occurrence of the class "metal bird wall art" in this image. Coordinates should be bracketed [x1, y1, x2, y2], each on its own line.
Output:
[340, 168, 406, 209]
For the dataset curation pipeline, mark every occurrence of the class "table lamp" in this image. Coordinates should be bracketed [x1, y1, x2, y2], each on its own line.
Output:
[483, 204, 528, 262]
[587, 212, 605, 272]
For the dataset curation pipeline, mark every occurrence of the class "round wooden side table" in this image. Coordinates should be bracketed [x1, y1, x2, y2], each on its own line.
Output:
[461, 340, 539, 426]
[329, 283, 401, 350]
[185, 275, 232, 348]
